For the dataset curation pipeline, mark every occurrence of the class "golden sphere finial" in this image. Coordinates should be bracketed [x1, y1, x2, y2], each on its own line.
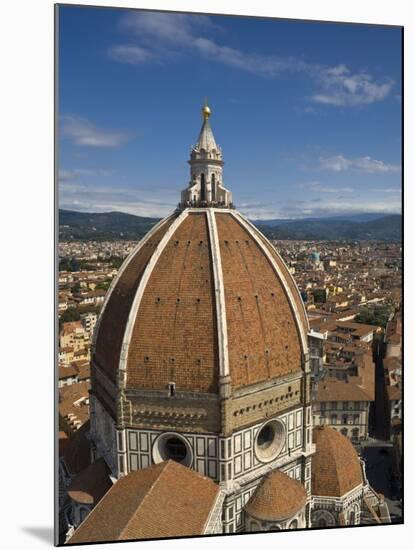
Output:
[202, 99, 211, 120]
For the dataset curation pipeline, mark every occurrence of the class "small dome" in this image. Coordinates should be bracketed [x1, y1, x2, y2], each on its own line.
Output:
[246, 470, 307, 522]
[312, 426, 363, 497]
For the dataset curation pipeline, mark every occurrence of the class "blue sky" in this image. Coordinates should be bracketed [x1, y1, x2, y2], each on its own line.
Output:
[58, 6, 402, 219]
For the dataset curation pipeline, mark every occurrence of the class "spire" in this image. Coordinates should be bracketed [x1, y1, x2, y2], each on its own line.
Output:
[179, 102, 233, 210]
[196, 101, 218, 153]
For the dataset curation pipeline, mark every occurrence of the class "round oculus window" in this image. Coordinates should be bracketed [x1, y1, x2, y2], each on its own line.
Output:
[254, 419, 285, 463]
[152, 432, 193, 467]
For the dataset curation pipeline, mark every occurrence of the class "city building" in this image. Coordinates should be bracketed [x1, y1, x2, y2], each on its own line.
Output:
[312, 352, 375, 441]
[81, 312, 98, 334]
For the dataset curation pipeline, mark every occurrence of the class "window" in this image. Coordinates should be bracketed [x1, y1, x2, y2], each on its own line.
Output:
[153, 433, 193, 467]
[254, 420, 285, 463]
[320, 403, 326, 411]
[331, 414, 337, 425]
[352, 428, 359, 440]
[211, 173, 216, 201]
[353, 414, 360, 424]
[343, 415, 348, 425]
[220, 440, 225, 459]
[200, 173, 206, 201]
[257, 424, 273, 448]
[165, 438, 187, 461]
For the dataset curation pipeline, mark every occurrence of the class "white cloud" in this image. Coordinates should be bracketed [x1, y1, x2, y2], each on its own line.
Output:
[298, 181, 353, 193]
[318, 156, 352, 172]
[238, 197, 401, 220]
[58, 168, 112, 181]
[311, 64, 394, 106]
[59, 181, 177, 218]
[107, 44, 156, 64]
[353, 156, 401, 173]
[120, 12, 220, 47]
[59, 178, 401, 220]
[60, 115, 130, 148]
[109, 12, 394, 108]
[114, 11, 292, 76]
[319, 154, 400, 173]
[372, 187, 402, 194]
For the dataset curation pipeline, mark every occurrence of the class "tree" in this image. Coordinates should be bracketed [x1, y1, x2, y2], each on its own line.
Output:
[355, 306, 392, 330]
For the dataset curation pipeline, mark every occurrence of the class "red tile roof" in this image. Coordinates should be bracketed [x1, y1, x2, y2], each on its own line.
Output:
[246, 469, 307, 521]
[312, 426, 362, 497]
[67, 460, 220, 544]
[316, 352, 374, 402]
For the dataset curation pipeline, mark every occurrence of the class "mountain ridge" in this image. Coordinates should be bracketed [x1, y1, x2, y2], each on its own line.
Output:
[58, 209, 402, 242]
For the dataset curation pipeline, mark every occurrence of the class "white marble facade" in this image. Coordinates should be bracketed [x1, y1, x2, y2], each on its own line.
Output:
[108, 403, 313, 532]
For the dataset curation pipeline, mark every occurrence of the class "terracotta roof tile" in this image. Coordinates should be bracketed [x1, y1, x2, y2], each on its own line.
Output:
[59, 365, 78, 379]
[94, 216, 176, 384]
[127, 212, 219, 393]
[93, 210, 307, 396]
[316, 353, 375, 402]
[67, 460, 220, 544]
[246, 470, 307, 521]
[312, 426, 362, 497]
[216, 213, 303, 388]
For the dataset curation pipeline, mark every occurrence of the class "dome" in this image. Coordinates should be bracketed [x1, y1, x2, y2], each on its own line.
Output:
[246, 470, 307, 522]
[312, 426, 363, 497]
[93, 209, 309, 401]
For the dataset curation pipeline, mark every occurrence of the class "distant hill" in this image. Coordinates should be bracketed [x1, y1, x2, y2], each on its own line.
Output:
[59, 209, 402, 242]
[59, 210, 160, 241]
[256, 214, 402, 241]
[253, 212, 389, 226]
